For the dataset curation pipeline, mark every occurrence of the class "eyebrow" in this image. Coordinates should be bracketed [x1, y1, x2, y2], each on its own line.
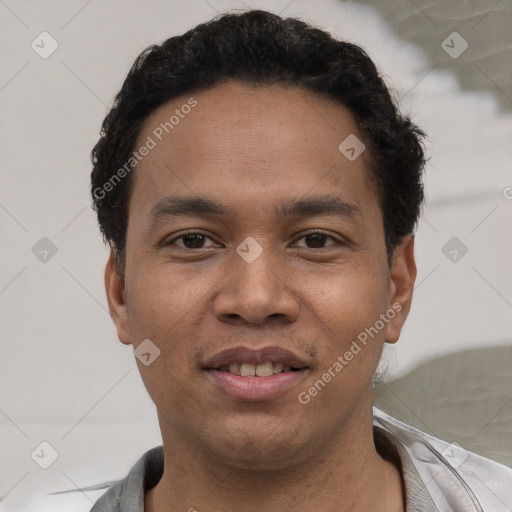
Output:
[146, 194, 361, 226]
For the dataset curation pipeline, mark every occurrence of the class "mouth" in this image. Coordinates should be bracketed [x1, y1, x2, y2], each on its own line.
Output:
[202, 346, 310, 401]
[212, 361, 304, 376]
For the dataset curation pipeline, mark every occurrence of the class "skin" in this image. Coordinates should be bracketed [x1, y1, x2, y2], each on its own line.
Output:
[105, 81, 416, 512]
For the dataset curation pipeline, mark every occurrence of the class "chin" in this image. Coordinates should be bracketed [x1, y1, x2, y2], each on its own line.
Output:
[205, 422, 312, 472]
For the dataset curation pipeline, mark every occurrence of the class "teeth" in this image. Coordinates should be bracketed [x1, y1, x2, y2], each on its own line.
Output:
[256, 362, 273, 377]
[224, 361, 295, 376]
[272, 362, 284, 374]
[228, 362, 240, 375]
[240, 363, 256, 376]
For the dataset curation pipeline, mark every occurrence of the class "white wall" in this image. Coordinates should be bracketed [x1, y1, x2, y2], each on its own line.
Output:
[1, 0, 510, 509]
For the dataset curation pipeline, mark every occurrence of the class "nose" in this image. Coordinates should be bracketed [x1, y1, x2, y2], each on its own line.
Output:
[213, 243, 300, 326]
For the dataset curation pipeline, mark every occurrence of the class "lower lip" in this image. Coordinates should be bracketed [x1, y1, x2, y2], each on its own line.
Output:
[206, 369, 307, 401]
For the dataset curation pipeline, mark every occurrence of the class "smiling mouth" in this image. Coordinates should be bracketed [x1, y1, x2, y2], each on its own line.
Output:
[202, 346, 310, 379]
[202, 346, 310, 400]
[210, 362, 306, 377]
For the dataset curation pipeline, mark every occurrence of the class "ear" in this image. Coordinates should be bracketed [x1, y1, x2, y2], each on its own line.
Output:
[385, 235, 417, 344]
[105, 248, 132, 345]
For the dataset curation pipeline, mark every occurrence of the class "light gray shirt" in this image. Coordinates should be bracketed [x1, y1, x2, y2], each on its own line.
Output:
[90, 408, 512, 511]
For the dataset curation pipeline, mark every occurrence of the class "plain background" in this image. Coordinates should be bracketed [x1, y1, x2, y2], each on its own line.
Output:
[1, 0, 511, 509]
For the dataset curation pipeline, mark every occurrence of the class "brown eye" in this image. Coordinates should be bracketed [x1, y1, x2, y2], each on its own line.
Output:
[293, 232, 340, 249]
[166, 232, 217, 249]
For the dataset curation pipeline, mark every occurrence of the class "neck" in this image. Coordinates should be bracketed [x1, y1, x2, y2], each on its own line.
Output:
[145, 406, 404, 512]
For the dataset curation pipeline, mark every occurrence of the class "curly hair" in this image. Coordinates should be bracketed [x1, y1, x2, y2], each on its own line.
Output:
[91, 9, 425, 279]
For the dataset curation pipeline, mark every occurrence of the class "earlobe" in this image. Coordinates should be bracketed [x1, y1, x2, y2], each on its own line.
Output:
[385, 235, 417, 344]
[105, 248, 132, 345]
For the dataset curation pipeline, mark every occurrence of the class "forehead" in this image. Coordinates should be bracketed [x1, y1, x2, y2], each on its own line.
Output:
[138, 80, 368, 161]
[129, 81, 379, 223]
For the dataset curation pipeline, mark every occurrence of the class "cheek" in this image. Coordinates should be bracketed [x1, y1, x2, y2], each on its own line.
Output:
[305, 261, 389, 367]
[124, 265, 206, 413]
[299, 281, 388, 414]
[312, 258, 388, 321]
[126, 260, 207, 337]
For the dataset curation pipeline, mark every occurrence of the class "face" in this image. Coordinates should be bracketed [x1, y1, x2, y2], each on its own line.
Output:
[105, 81, 416, 470]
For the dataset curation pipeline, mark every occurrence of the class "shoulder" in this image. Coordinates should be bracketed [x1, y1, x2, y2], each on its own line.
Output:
[90, 446, 164, 511]
[8, 449, 162, 512]
[373, 407, 512, 512]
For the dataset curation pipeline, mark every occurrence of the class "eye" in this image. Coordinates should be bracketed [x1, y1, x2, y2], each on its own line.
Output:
[163, 231, 343, 251]
[166, 232, 218, 249]
[292, 231, 342, 249]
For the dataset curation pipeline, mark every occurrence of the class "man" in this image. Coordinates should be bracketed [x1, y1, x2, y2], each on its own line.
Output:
[90, 9, 511, 512]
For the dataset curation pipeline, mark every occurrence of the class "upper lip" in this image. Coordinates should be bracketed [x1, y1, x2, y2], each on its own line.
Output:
[202, 346, 310, 369]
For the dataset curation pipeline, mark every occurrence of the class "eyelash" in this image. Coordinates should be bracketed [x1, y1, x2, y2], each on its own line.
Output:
[164, 230, 344, 250]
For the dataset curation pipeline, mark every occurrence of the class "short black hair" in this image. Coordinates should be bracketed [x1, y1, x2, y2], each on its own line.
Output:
[91, 9, 425, 279]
